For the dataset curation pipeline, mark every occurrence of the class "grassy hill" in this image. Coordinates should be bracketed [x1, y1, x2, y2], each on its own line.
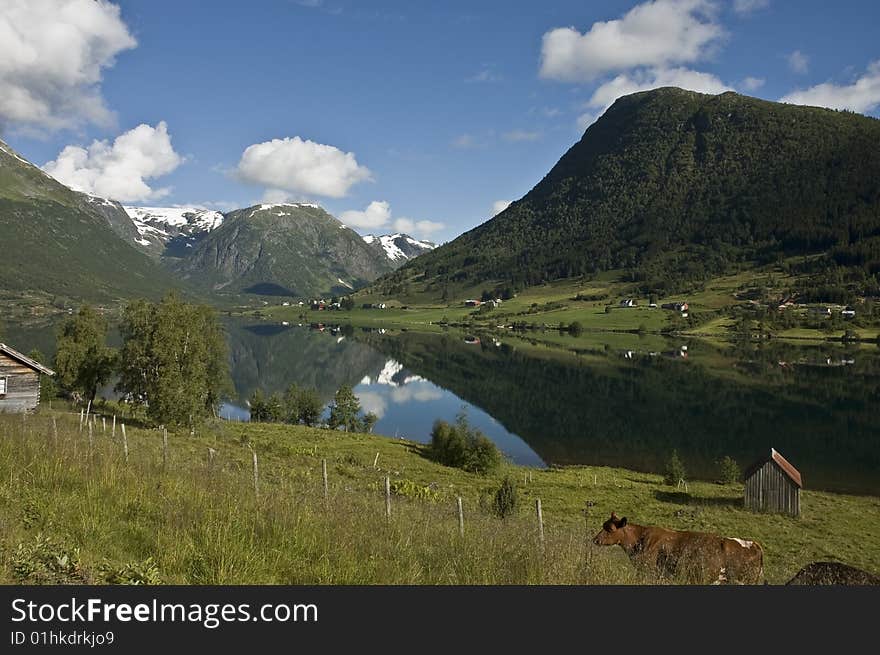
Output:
[379, 87, 880, 301]
[2, 410, 877, 584]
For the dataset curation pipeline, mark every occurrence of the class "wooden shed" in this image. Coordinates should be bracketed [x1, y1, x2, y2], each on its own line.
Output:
[0, 343, 55, 413]
[744, 448, 802, 517]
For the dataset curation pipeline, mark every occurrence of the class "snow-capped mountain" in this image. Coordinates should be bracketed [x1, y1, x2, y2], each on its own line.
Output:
[362, 233, 436, 267]
[123, 206, 224, 257]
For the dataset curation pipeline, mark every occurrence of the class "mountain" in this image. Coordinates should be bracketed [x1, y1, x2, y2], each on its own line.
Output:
[386, 87, 880, 298]
[362, 233, 435, 268]
[122, 205, 224, 258]
[0, 139, 184, 304]
[174, 203, 394, 297]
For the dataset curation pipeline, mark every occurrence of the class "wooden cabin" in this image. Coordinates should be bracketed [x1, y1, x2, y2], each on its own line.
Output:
[0, 343, 56, 413]
[744, 448, 802, 517]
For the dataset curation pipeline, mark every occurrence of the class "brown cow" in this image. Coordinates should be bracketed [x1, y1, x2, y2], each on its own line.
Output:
[592, 512, 764, 584]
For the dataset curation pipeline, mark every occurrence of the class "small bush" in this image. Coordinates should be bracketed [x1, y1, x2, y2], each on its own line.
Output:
[493, 477, 518, 519]
[663, 450, 687, 486]
[12, 534, 83, 584]
[428, 414, 502, 474]
[718, 456, 741, 485]
[569, 321, 584, 337]
[101, 557, 162, 585]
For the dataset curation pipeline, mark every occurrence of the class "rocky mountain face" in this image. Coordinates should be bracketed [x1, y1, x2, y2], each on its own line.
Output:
[362, 233, 435, 268]
[173, 203, 394, 297]
[122, 206, 224, 258]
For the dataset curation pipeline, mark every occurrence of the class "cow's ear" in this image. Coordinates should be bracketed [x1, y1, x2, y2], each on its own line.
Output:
[619, 517, 628, 527]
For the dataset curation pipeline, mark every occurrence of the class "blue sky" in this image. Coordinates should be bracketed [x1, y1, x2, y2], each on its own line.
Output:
[2, 0, 879, 242]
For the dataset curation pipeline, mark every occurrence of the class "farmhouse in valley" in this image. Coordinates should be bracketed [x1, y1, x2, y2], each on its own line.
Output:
[0, 343, 55, 413]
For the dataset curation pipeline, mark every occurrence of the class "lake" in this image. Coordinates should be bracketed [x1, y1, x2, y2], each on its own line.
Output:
[220, 319, 880, 495]
[5, 316, 879, 494]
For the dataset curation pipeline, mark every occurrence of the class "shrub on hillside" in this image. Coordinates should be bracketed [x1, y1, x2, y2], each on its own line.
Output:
[717, 456, 741, 485]
[493, 476, 518, 519]
[428, 414, 502, 474]
[663, 450, 687, 486]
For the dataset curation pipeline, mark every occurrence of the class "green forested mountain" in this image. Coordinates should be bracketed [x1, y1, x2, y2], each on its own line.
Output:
[0, 139, 183, 304]
[174, 203, 393, 297]
[384, 87, 880, 298]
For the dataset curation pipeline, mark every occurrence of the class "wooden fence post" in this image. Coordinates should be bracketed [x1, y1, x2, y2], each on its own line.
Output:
[52, 417, 58, 445]
[373, 452, 380, 469]
[250, 446, 259, 498]
[208, 447, 216, 469]
[112, 415, 116, 439]
[122, 423, 128, 463]
[322, 458, 328, 500]
[457, 497, 464, 537]
[536, 498, 545, 548]
[102, 416, 106, 434]
[384, 476, 391, 518]
[86, 399, 91, 424]
[79, 408, 84, 432]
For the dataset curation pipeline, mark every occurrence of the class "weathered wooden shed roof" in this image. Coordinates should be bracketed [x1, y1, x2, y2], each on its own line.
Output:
[744, 448, 802, 488]
[0, 343, 55, 376]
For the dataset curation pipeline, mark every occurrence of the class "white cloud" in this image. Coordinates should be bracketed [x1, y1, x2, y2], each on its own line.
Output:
[492, 200, 512, 216]
[236, 136, 372, 199]
[42, 122, 183, 202]
[539, 0, 723, 82]
[732, 0, 769, 14]
[780, 61, 880, 114]
[392, 217, 445, 238]
[340, 201, 445, 239]
[340, 200, 392, 230]
[0, 0, 136, 132]
[502, 129, 542, 142]
[577, 66, 732, 128]
[787, 50, 809, 74]
[741, 76, 765, 91]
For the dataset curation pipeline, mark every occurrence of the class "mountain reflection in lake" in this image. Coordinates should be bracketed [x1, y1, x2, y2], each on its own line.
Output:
[224, 319, 880, 495]
[221, 320, 545, 466]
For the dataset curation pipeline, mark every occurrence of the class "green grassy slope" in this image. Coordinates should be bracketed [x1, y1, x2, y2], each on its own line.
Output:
[2, 411, 877, 584]
[0, 140, 185, 304]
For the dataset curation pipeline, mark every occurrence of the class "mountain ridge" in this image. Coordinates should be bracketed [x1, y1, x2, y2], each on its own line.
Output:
[379, 87, 880, 299]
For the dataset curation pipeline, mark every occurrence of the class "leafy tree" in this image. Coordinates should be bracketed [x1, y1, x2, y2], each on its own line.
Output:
[328, 385, 362, 432]
[116, 293, 231, 427]
[297, 388, 324, 426]
[340, 296, 355, 311]
[250, 389, 282, 422]
[283, 384, 302, 423]
[664, 449, 687, 486]
[493, 476, 518, 519]
[361, 412, 379, 433]
[28, 349, 58, 403]
[717, 456, 741, 485]
[428, 412, 501, 474]
[569, 321, 584, 337]
[54, 305, 116, 401]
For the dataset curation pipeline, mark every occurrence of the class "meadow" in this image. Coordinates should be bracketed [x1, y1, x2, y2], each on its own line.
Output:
[2, 410, 878, 585]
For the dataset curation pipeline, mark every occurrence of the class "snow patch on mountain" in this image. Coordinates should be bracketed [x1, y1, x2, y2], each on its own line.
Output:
[361, 233, 436, 263]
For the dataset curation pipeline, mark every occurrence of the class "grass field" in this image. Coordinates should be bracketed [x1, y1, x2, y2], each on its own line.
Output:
[2, 411, 878, 585]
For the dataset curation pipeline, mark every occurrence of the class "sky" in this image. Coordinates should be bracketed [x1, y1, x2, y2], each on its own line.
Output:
[2, 0, 879, 243]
